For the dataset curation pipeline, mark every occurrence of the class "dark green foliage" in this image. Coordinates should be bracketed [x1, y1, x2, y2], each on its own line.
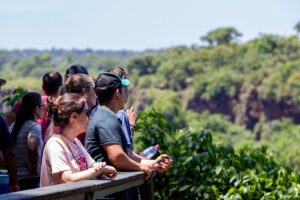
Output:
[201, 27, 242, 46]
[1, 87, 29, 108]
[135, 109, 300, 200]
[127, 55, 161, 76]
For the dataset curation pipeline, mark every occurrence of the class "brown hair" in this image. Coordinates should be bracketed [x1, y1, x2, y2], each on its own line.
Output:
[105, 67, 128, 79]
[47, 93, 86, 128]
[61, 74, 94, 95]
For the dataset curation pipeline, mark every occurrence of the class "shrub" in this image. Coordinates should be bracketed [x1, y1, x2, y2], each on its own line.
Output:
[135, 109, 300, 199]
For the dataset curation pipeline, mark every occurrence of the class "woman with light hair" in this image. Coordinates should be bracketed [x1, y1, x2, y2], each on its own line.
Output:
[40, 93, 117, 187]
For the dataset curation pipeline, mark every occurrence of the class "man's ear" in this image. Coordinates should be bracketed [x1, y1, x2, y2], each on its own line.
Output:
[115, 88, 120, 98]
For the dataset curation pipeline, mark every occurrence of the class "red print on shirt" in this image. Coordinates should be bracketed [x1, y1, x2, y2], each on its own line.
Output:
[76, 155, 88, 171]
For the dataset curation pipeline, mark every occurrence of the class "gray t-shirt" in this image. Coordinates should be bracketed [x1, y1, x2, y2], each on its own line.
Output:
[85, 106, 128, 165]
[10, 120, 43, 177]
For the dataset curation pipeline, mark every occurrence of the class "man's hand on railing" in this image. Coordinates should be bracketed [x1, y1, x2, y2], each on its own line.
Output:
[139, 164, 153, 180]
[153, 154, 173, 173]
[140, 154, 173, 179]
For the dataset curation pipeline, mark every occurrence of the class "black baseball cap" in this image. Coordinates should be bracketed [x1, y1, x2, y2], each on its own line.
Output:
[95, 72, 130, 92]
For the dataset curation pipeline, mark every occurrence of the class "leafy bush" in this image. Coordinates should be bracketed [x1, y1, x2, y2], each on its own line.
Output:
[135, 109, 300, 199]
[258, 118, 300, 174]
[1, 87, 29, 108]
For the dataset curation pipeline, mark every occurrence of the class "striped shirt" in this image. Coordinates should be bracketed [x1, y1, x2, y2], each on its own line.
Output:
[10, 120, 43, 177]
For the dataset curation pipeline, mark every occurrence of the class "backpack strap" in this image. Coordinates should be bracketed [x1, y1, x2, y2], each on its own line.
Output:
[53, 134, 84, 171]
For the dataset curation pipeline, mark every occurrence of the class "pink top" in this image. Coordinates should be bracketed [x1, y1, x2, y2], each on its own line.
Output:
[40, 135, 95, 187]
[36, 95, 49, 139]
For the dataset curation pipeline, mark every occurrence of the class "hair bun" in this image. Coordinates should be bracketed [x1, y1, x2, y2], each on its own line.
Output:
[47, 96, 59, 113]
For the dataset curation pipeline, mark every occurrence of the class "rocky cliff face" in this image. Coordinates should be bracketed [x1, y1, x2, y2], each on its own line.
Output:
[187, 90, 300, 132]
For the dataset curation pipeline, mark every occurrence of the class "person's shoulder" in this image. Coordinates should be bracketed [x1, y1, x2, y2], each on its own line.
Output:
[26, 120, 41, 131]
[117, 109, 126, 119]
[24, 120, 39, 126]
[92, 106, 118, 122]
[74, 138, 85, 148]
[45, 136, 64, 150]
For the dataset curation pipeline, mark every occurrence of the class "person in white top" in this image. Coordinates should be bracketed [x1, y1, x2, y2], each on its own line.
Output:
[40, 93, 117, 187]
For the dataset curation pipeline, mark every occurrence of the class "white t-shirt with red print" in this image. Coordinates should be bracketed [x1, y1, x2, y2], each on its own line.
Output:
[40, 134, 95, 187]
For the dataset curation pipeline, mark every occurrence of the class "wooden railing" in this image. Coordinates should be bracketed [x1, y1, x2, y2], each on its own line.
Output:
[0, 171, 153, 200]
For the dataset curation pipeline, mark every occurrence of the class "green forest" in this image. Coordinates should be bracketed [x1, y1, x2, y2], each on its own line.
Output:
[2, 24, 300, 199]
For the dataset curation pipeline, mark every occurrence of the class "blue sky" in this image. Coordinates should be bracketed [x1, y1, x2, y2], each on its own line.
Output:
[0, 0, 299, 51]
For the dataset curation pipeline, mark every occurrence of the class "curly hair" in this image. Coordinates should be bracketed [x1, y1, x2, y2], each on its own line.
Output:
[47, 93, 86, 128]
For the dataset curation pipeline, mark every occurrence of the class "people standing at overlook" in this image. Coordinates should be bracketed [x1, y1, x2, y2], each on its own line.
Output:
[85, 69, 172, 199]
[4, 71, 63, 140]
[40, 93, 117, 187]
[85, 69, 172, 176]
[10, 92, 44, 190]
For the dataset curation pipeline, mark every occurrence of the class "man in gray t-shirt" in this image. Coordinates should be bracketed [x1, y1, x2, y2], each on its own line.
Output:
[85, 105, 128, 166]
[85, 71, 172, 179]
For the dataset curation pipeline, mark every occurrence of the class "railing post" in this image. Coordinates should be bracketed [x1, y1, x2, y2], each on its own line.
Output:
[139, 177, 154, 200]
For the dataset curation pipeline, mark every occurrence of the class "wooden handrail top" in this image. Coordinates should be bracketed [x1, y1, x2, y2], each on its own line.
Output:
[0, 171, 146, 200]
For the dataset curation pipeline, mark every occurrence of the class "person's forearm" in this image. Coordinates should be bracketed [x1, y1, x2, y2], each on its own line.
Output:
[28, 148, 38, 175]
[27, 136, 39, 175]
[128, 149, 146, 162]
[109, 152, 143, 171]
[2, 148, 19, 186]
[61, 167, 101, 182]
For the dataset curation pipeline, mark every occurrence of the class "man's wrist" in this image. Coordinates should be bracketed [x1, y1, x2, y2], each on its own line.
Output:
[139, 163, 149, 172]
[141, 159, 156, 166]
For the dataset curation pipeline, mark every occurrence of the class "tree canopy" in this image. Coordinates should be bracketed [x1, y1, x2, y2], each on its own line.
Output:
[201, 27, 242, 46]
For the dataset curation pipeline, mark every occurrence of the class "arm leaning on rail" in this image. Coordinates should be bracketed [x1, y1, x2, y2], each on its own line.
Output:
[58, 163, 117, 182]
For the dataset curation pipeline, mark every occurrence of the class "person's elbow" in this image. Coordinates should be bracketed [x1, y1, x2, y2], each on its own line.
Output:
[27, 136, 38, 152]
[107, 152, 126, 169]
